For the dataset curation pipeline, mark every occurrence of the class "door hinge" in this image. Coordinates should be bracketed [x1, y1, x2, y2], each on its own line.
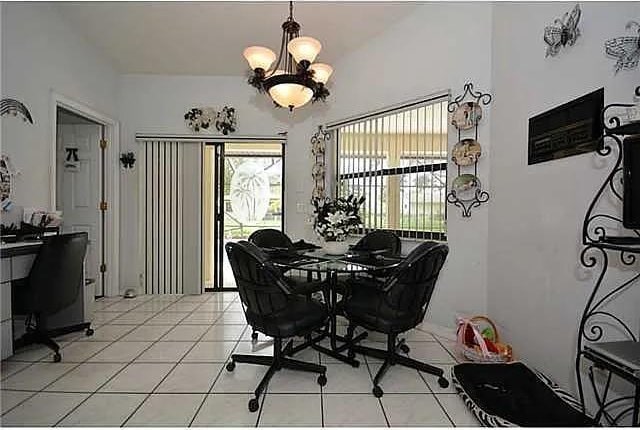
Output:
[100, 263, 107, 273]
[100, 139, 108, 149]
[99, 201, 108, 211]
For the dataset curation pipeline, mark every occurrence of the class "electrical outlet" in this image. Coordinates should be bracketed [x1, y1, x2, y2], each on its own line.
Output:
[296, 202, 306, 214]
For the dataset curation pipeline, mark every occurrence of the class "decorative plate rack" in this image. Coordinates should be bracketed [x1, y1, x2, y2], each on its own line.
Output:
[576, 85, 640, 426]
[310, 126, 330, 201]
[446, 82, 492, 218]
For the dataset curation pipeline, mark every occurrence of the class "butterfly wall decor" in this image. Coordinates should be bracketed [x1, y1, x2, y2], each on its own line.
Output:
[605, 21, 640, 74]
[543, 4, 582, 57]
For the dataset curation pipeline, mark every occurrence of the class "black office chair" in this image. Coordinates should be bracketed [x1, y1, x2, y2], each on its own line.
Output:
[12, 232, 90, 362]
[224, 241, 328, 412]
[342, 241, 450, 398]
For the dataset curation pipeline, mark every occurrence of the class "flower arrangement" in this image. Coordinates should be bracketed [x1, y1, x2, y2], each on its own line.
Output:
[312, 194, 365, 242]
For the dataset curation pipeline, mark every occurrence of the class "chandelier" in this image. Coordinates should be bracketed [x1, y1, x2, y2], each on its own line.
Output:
[243, 1, 332, 111]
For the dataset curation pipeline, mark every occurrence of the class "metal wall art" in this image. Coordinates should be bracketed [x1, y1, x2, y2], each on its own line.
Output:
[1, 98, 33, 124]
[215, 106, 237, 135]
[605, 20, 640, 74]
[543, 4, 582, 57]
[447, 82, 492, 218]
[120, 152, 136, 169]
[184, 106, 237, 134]
[310, 126, 330, 201]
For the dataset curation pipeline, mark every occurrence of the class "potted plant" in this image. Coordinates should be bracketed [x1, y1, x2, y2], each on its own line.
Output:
[312, 194, 365, 255]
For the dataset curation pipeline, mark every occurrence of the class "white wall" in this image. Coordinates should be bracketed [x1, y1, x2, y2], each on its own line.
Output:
[116, 74, 324, 288]
[327, 2, 493, 325]
[1, 2, 119, 211]
[489, 1, 640, 398]
[116, 3, 494, 328]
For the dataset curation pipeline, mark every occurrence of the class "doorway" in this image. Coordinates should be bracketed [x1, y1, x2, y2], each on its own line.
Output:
[55, 107, 106, 297]
[202, 141, 285, 291]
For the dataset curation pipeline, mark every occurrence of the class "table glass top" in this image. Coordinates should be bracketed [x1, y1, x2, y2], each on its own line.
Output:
[270, 248, 404, 274]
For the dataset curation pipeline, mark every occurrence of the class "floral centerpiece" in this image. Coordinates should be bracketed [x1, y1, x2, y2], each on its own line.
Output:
[312, 194, 365, 255]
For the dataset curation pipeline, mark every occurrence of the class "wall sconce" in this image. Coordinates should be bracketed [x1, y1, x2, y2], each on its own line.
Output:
[120, 152, 136, 169]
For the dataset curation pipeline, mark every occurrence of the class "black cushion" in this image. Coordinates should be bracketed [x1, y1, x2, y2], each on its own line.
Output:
[284, 274, 325, 295]
[452, 362, 595, 427]
[245, 296, 328, 338]
[342, 278, 417, 334]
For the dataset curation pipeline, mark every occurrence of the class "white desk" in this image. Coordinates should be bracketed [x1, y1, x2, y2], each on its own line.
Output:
[1, 241, 93, 359]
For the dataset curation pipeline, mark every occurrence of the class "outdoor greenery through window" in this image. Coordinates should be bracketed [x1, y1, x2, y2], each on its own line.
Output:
[335, 97, 448, 240]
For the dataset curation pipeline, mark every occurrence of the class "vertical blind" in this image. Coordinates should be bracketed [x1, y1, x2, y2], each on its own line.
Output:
[335, 95, 449, 240]
[138, 140, 201, 294]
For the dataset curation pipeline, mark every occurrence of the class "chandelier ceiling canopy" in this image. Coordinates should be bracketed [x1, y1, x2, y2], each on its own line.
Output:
[243, 1, 332, 111]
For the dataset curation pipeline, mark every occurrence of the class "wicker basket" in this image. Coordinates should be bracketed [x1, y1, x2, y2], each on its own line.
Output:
[456, 316, 513, 363]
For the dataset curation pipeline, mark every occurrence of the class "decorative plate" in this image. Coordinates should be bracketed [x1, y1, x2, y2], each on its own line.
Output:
[451, 102, 483, 130]
[452, 174, 481, 202]
[452, 139, 482, 166]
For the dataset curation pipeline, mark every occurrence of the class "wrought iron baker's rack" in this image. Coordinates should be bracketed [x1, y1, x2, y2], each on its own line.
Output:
[576, 86, 640, 426]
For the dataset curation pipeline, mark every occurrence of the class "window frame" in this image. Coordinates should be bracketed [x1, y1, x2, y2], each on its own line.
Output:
[331, 93, 449, 241]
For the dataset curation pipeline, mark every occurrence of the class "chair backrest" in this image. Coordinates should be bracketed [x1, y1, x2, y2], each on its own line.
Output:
[247, 228, 293, 249]
[353, 230, 401, 256]
[225, 241, 292, 317]
[382, 241, 449, 325]
[27, 232, 88, 315]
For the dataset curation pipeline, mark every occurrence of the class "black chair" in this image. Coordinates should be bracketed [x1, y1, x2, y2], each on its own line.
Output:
[248, 229, 325, 296]
[350, 230, 402, 283]
[351, 230, 401, 256]
[342, 241, 450, 398]
[247, 228, 294, 249]
[224, 241, 328, 412]
[247, 229, 326, 342]
[12, 232, 90, 362]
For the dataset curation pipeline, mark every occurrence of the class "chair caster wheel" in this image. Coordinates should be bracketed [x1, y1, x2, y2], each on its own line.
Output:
[248, 398, 259, 412]
[399, 344, 410, 354]
[317, 374, 327, 386]
[438, 377, 449, 388]
[226, 361, 236, 371]
[53, 352, 62, 363]
[85, 328, 94, 336]
[351, 359, 360, 368]
[372, 385, 383, 398]
[347, 350, 356, 360]
[251, 331, 259, 341]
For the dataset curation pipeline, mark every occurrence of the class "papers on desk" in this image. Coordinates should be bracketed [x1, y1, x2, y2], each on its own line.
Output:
[23, 208, 62, 228]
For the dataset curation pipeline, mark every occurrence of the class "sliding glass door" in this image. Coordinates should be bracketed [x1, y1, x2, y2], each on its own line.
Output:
[203, 141, 285, 291]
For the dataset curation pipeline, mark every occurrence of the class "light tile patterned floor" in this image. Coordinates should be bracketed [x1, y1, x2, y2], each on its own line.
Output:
[0, 293, 479, 427]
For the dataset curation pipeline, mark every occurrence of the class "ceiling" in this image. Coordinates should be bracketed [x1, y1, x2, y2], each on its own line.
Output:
[54, 1, 418, 76]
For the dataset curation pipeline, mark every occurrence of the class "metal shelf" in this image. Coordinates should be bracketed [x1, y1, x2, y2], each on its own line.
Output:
[576, 85, 640, 427]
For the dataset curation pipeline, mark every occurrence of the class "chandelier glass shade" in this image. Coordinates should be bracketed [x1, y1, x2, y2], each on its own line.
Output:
[243, 1, 331, 111]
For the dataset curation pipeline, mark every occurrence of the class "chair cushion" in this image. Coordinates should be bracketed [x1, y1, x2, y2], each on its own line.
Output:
[452, 362, 595, 427]
[342, 278, 416, 334]
[245, 297, 328, 338]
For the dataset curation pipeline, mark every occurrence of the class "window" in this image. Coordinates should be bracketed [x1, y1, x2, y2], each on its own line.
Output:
[334, 96, 448, 240]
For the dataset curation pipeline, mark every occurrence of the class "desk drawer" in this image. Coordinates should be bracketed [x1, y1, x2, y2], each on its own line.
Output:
[11, 255, 36, 280]
[1, 281, 10, 321]
[1, 259, 10, 283]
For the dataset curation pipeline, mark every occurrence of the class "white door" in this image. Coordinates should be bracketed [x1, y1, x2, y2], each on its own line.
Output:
[56, 123, 103, 296]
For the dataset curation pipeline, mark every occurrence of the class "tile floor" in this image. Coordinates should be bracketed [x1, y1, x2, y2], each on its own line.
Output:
[0, 293, 479, 427]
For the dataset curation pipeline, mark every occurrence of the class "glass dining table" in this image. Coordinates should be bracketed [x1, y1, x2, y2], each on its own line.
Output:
[268, 247, 404, 367]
